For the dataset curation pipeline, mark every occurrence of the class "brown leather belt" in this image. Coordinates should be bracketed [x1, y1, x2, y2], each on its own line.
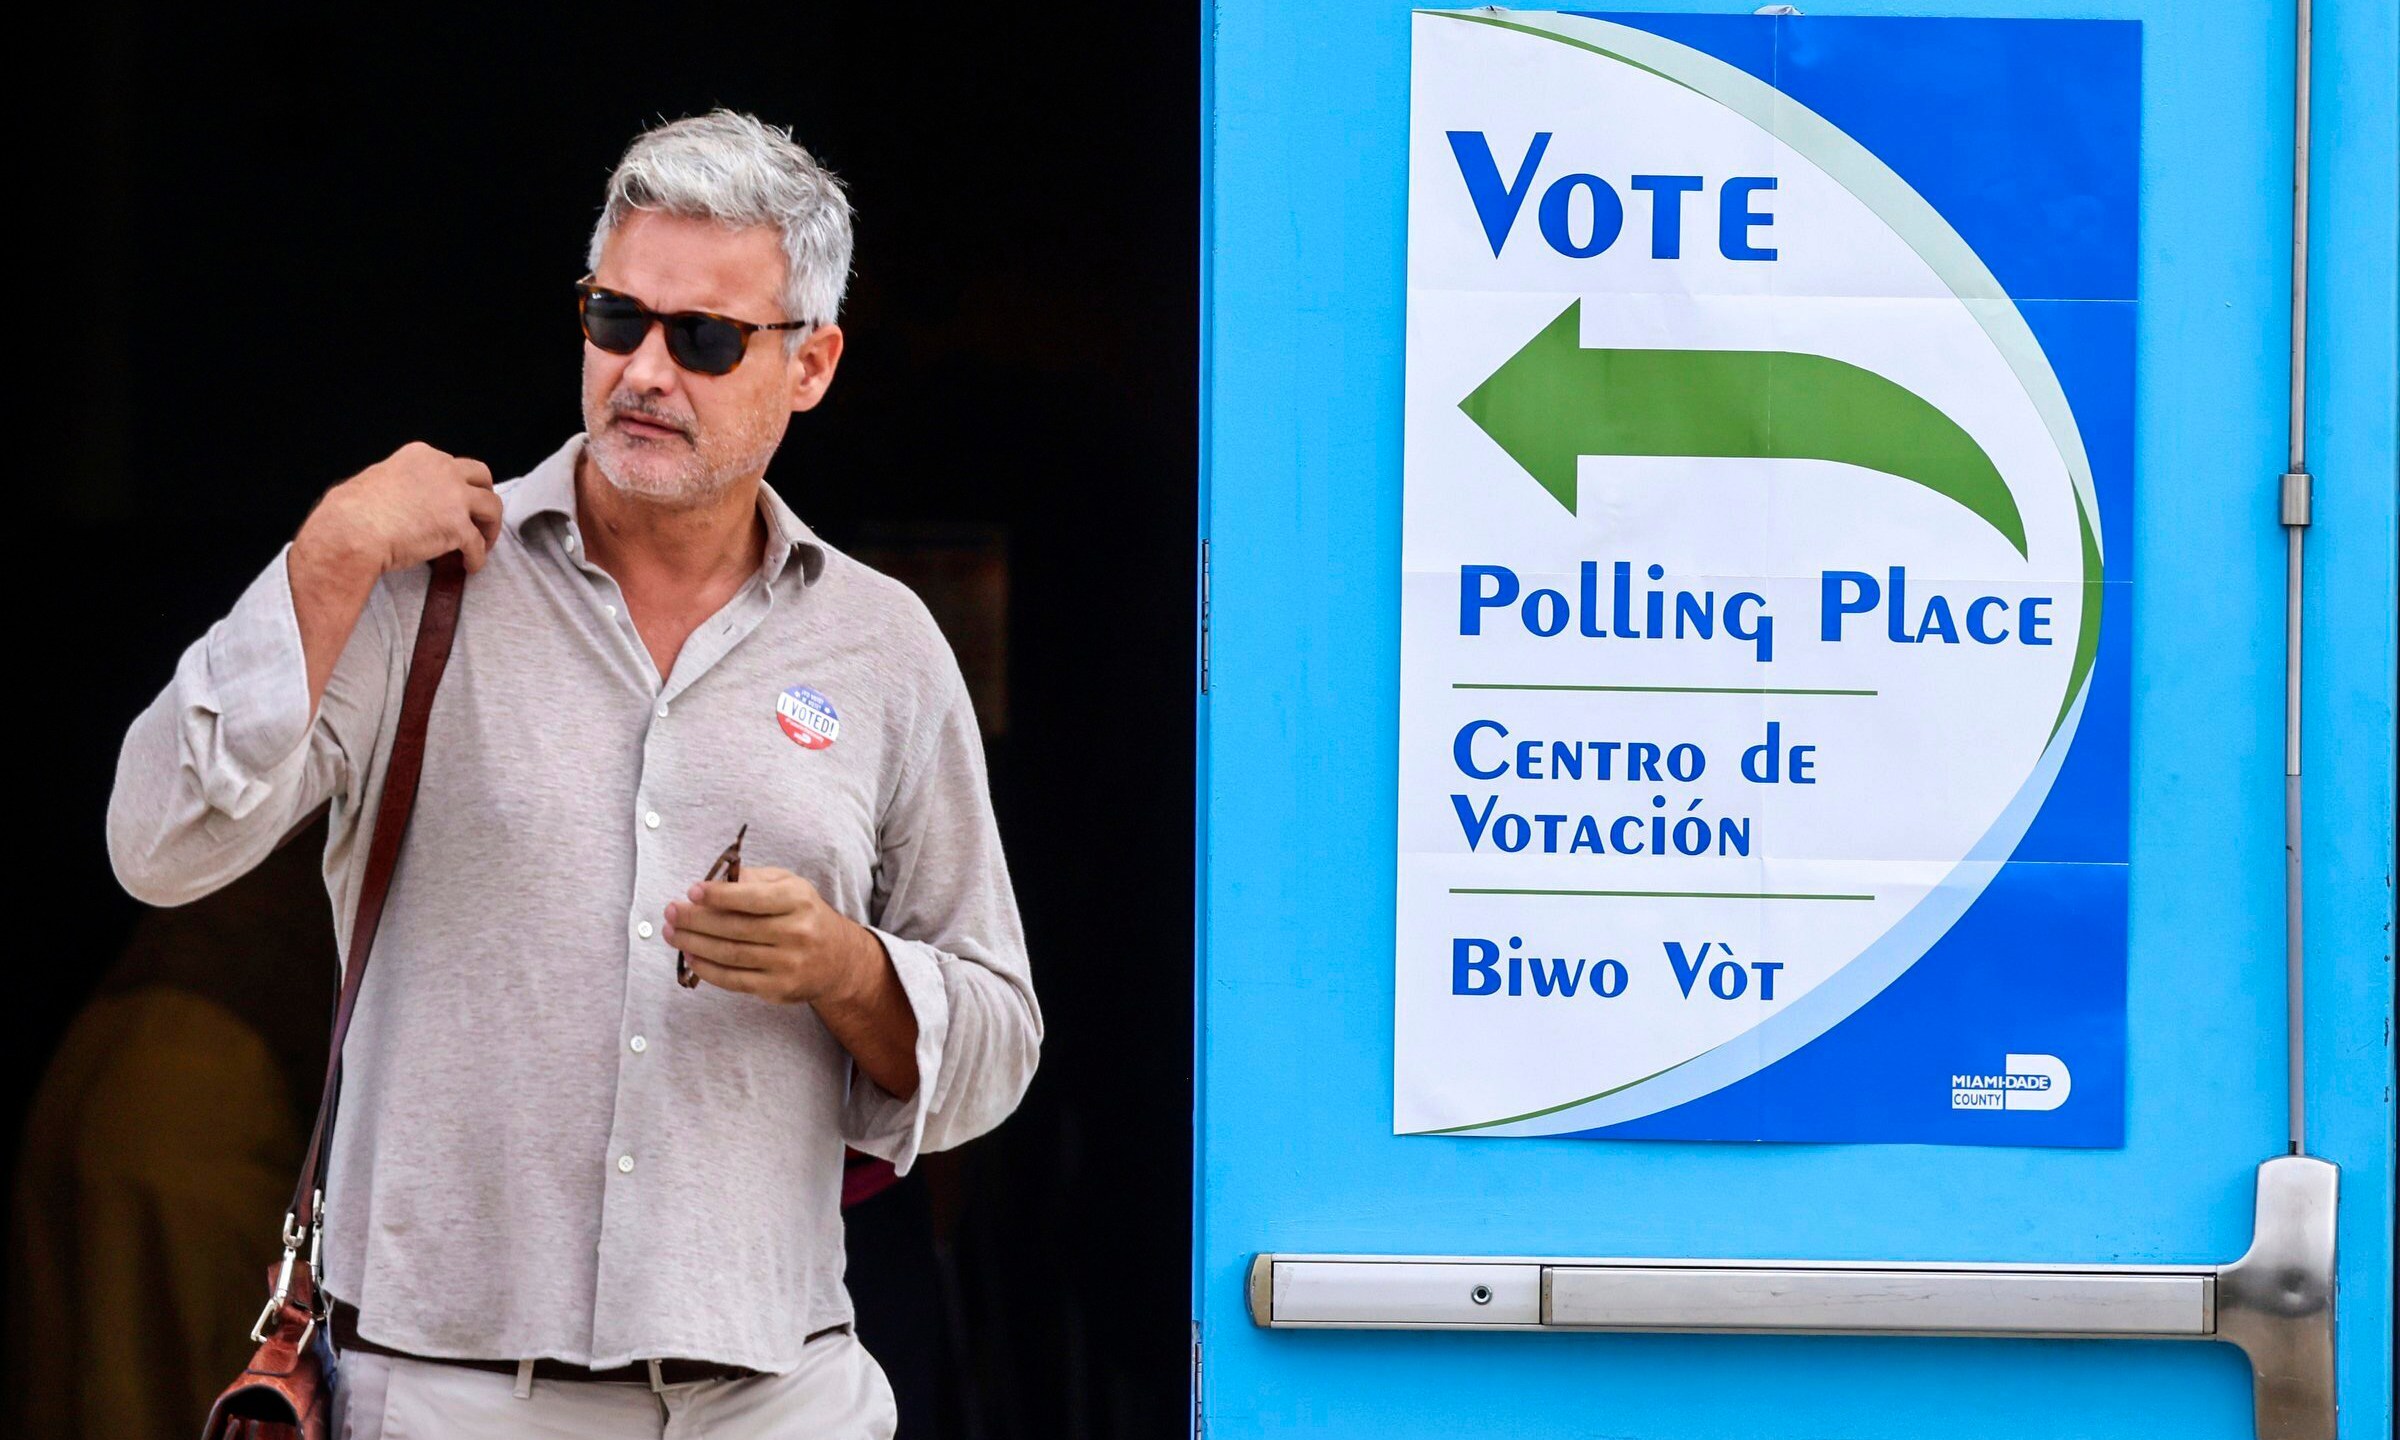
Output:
[331, 1303, 841, 1386]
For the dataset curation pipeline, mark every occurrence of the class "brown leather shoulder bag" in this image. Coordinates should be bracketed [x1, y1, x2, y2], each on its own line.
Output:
[201, 553, 466, 1440]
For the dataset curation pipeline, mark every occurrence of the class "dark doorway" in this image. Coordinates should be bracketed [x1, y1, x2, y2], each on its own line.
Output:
[15, 8, 1196, 1437]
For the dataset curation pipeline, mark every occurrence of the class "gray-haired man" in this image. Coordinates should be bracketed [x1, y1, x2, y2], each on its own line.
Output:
[108, 110, 1041, 1437]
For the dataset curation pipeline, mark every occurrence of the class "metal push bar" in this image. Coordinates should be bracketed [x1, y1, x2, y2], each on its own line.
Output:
[1250, 1157, 2336, 1439]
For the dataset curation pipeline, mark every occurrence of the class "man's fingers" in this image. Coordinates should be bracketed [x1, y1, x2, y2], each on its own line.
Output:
[445, 488, 504, 571]
[682, 953, 771, 996]
[455, 515, 492, 572]
[668, 902, 781, 945]
[691, 872, 804, 915]
[673, 928, 774, 970]
[455, 458, 496, 490]
[466, 487, 505, 545]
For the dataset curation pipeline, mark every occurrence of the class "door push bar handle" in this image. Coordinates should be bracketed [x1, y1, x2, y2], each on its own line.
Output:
[1248, 1157, 2337, 1440]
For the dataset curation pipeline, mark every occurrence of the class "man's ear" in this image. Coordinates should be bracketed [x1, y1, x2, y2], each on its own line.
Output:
[788, 324, 845, 414]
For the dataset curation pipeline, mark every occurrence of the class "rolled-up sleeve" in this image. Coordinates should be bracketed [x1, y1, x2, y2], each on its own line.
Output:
[107, 546, 397, 907]
[843, 663, 1041, 1172]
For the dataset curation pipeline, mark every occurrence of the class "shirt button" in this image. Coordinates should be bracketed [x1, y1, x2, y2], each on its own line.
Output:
[644, 811, 661, 830]
[629, 1035, 648, 1054]
[565, 532, 579, 550]
[617, 1154, 636, 1174]
[604, 604, 619, 620]
[655, 703, 670, 719]
[636, 920, 655, 940]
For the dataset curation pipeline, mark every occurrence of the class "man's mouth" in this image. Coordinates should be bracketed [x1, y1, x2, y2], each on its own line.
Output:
[613, 412, 690, 441]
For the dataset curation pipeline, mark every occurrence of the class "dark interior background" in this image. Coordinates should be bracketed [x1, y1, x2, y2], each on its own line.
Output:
[19, 6, 1196, 1435]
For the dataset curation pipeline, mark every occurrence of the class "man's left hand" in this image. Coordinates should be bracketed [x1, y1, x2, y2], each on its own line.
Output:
[662, 867, 887, 1006]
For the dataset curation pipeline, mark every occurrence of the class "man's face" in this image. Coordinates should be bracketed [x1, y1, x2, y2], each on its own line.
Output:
[581, 210, 844, 507]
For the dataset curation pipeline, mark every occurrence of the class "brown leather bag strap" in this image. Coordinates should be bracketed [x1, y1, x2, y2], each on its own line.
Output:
[288, 553, 467, 1233]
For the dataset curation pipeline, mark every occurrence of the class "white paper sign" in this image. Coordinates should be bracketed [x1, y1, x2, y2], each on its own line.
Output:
[1394, 10, 2128, 1143]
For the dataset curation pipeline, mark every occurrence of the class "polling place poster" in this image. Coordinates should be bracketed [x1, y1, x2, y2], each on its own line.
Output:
[1394, 11, 2135, 1145]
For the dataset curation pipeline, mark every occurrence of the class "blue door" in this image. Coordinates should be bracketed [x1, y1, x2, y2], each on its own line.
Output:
[1194, 4, 2394, 1438]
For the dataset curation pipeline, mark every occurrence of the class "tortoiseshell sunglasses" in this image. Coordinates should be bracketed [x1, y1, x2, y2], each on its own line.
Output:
[576, 280, 815, 376]
[675, 824, 748, 990]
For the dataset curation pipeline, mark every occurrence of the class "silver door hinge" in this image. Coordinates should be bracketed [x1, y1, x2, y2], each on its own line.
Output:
[1198, 539, 1213, 695]
[1190, 1324, 1204, 1438]
[2279, 470, 2313, 527]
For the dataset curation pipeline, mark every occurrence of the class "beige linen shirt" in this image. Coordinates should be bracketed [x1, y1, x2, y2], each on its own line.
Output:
[107, 434, 1041, 1373]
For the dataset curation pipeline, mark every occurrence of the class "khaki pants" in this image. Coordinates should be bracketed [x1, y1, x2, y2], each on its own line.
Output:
[333, 1331, 898, 1439]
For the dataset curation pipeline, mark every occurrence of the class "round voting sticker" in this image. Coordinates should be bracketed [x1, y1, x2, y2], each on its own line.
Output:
[775, 684, 840, 750]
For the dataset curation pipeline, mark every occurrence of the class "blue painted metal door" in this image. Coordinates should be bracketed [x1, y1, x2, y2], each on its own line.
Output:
[1194, 3, 2395, 1437]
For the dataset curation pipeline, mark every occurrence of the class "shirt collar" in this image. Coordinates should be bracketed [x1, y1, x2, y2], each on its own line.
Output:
[509, 433, 828, 588]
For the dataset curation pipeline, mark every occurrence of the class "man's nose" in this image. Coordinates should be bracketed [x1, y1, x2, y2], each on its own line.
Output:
[619, 323, 683, 393]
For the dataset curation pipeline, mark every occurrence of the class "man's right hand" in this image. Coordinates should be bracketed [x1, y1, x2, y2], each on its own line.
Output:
[288, 443, 504, 714]
[293, 442, 504, 586]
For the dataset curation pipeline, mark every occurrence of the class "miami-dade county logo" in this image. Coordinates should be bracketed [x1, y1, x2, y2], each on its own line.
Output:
[1950, 1054, 2071, 1113]
[775, 684, 840, 751]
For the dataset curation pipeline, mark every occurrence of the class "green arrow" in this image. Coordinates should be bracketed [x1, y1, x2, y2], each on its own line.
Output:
[1459, 300, 2027, 556]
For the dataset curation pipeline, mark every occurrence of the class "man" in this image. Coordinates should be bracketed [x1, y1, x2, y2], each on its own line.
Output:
[108, 109, 1040, 1437]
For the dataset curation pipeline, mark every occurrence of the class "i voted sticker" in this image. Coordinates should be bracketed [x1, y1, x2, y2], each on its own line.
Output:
[775, 684, 840, 751]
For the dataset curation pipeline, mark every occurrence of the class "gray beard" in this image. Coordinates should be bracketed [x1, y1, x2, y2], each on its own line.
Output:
[586, 420, 781, 509]
[589, 436, 740, 507]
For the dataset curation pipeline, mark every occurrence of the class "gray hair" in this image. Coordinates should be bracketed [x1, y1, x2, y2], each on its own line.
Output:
[587, 109, 854, 329]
